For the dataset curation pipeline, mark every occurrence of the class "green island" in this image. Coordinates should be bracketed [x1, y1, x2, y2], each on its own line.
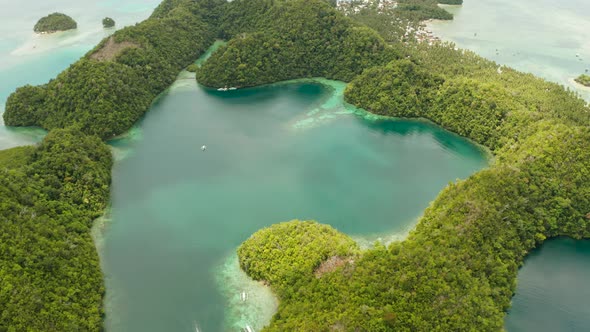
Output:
[196, 0, 398, 87]
[2, 0, 589, 330]
[102, 17, 115, 28]
[574, 74, 590, 87]
[33, 13, 77, 33]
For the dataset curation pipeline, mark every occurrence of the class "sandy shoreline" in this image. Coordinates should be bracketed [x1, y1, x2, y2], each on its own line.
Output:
[570, 78, 590, 92]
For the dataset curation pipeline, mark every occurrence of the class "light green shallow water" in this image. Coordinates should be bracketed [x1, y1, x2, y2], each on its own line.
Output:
[429, 0, 590, 101]
[102, 74, 487, 331]
[430, 1, 590, 330]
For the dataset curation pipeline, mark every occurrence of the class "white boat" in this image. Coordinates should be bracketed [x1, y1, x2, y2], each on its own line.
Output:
[217, 87, 228, 91]
[194, 321, 201, 332]
[240, 291, 248, 302]
[242, 325, 254, 332]
[229, 87, 237, 90]
[201, 145, 207, 151]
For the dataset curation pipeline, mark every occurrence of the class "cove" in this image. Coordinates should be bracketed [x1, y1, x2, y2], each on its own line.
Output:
[505, 238, 590, 331]
[101, 74, 487, 331]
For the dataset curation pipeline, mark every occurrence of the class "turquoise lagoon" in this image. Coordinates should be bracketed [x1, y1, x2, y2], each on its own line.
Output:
[102, 77, 487, 331]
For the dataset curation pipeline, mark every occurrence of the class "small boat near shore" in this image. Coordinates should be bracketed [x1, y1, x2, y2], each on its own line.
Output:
[217, 86, 238, 91]
[242, 325, 254, 332]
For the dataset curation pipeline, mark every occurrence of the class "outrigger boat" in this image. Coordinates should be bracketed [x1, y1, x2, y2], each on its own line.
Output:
[217, 86, 238, 91]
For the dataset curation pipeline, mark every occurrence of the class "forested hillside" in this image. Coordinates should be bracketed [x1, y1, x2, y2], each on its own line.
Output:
[197, 0, 399, 88]
[0, 129, 112, 331]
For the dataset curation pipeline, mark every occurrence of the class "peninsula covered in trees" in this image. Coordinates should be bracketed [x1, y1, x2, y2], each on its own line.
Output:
[2, 0, 589, 330]
[575, 74, 590, 87]
[0, 129, 111, 331]
[196, 0, 398, 87]
[33, 13, 77, 33]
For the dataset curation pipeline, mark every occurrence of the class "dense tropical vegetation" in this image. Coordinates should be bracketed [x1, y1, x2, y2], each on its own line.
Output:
[3, 0, 590, 330]
[0, 129, 112, 331]
[196, 0, 399, 88]
[345, 43, 589, 147]
[238, 220, 358, 296]
[197, 0, 475, 88]
[102, 17, 115, 28]
[33, 13, 77, 33]
[575, 74, 590, 87]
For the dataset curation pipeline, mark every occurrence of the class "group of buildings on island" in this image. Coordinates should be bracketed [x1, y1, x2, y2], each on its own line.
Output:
[335, 0, 440, 45]
[335, 0, 398, 13]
